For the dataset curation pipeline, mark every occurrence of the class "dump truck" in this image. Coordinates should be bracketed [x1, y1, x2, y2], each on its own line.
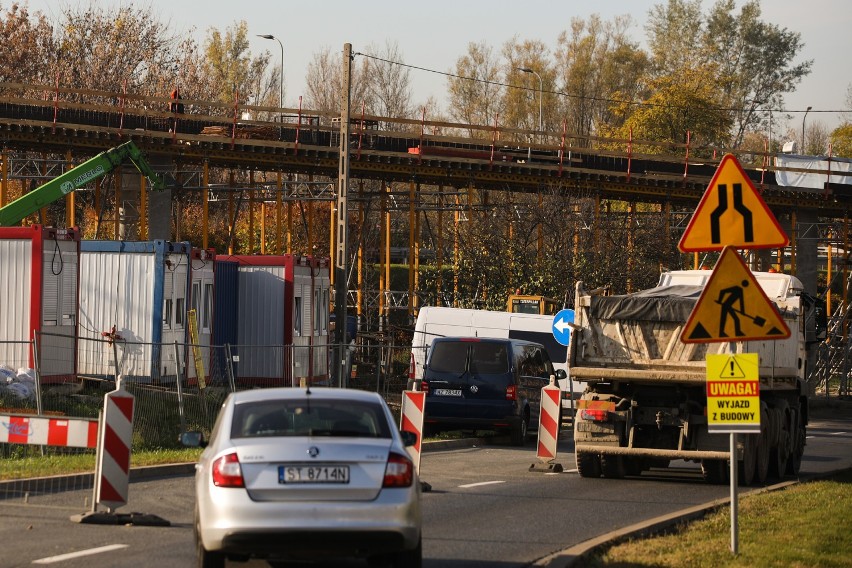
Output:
[570, 269, 815, 484]
[0, 141, 165, 227]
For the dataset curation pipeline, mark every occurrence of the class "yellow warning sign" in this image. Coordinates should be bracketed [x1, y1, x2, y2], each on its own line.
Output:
[678, 154, 789, 252]
[706, 353, 761, 433]
[681, 247, 791, 343]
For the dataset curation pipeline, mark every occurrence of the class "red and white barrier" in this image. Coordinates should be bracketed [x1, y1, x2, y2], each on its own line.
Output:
[0, 414, 98, 448]
[536, 382, 561, 461]
[95, 384, 135, 512]
[400, 390, 425, 473]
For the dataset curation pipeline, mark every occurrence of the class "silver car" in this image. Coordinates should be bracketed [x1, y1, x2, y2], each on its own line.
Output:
[184, 387, 422, 567]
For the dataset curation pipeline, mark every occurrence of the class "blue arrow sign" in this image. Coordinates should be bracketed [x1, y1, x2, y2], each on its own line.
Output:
[552, 309, 575, 347]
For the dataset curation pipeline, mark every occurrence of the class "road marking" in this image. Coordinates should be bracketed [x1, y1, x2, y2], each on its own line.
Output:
[829, 431, 847, 436]
[459, 480, 505, 488]
[33, 544, 129, 564]
[564, 468, 579, 474]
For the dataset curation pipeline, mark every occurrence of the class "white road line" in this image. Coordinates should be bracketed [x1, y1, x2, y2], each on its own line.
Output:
[32, 544, 129, 564]
[564, 468, 579, 473]
[459, 480, 505, 488]
[829, 431, 847, 436]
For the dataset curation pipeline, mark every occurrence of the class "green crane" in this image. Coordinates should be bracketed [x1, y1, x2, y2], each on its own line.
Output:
[0, 141, 165, 227]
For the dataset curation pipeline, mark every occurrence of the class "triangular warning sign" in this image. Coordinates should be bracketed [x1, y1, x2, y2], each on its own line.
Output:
[681, 246, 791, 343]
[678, 154, 789, 252]
[718, 356, 746, 379]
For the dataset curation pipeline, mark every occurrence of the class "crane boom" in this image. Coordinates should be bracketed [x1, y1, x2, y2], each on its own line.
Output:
[0, 141, 165, 227]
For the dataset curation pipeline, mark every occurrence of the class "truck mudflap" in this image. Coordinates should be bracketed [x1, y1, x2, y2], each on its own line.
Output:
[574, 444, 731, 461]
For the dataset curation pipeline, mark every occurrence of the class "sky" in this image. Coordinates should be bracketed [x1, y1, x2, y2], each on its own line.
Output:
[23, 0, 852, 134]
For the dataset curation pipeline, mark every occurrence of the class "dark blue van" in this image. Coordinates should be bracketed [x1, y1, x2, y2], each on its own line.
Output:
[421, 337, 555, 445]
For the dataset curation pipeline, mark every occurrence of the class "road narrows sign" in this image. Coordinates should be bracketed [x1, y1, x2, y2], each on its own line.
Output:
[678, 154, 789, 252]
[681, 247, 790, 343]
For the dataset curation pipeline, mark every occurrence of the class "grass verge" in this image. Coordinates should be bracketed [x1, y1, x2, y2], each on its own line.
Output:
[0, 448, 203, 481]
[587, 469, 852, 567]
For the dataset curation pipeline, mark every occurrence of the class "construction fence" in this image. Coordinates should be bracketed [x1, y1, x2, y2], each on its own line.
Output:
[0, 332, 414, 457]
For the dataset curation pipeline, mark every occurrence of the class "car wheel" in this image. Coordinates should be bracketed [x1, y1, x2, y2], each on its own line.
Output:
[391, 536, 422, 568]
[195, 507, 225, 568]
[511, 412, 529, 446]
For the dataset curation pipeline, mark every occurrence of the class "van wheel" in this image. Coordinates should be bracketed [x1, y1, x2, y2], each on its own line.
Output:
[511, 413, 529, 446]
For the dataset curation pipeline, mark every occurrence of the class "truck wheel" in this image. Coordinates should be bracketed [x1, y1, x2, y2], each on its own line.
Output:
[739, 433, 756, 486]
[576, 452, 601, 478]
[624, 457, 643, 477]
[754, 410, 771, 485]
[769, 407, 789, 480]
[786, 409, 805, 476]
[701, 459, 727, 484]
[600, 455, 625, 479]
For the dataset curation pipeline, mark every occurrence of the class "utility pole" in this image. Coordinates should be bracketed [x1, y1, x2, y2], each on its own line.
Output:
[334, 43, 352, 387]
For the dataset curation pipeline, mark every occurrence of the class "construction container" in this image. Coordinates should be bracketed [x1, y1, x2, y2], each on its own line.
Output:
[216, 254, 330, 386]
[77, 240, 191, 383]
[0, 225, 80, 384]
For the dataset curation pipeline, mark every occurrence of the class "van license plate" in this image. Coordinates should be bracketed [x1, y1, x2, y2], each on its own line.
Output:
[435, 389, 462, 397]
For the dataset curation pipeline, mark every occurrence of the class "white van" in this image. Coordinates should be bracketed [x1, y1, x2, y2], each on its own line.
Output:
[409, 306, 580, 412]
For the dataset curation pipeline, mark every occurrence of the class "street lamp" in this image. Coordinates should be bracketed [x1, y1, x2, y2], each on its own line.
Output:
[257, 34, 283, 140]
[517, 67, 542, 161]
[801, 106, 812, 155]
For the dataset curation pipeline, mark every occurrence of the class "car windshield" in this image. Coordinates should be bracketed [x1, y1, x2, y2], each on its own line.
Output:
[230, 399, 392, 439]
[428, 341, 510, 375]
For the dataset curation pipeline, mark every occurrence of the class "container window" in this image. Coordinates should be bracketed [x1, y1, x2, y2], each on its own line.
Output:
[294, 296, 302, 336]
[176, 298, 185, 328]
[164, 299, 173, 328]
[203, 283, 213, 333]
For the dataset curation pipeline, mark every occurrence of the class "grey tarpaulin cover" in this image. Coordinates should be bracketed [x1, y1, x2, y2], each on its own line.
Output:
[590, 285, 702, 322]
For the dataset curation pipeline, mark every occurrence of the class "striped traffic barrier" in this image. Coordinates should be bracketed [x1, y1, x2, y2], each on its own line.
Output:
[530, 377, 563, 473]
[0, 413, 98, 448]
[95, 382, 135, 512]
[400, 389, 425, 473]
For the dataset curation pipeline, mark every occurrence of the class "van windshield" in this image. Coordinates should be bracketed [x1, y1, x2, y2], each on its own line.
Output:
[429, 341, 510, 375]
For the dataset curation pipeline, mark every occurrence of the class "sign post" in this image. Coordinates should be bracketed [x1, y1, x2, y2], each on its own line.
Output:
[678, 153, 789, 555]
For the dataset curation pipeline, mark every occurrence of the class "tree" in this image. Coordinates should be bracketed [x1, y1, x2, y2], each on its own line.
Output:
[304, 45, 372, 121]
[830, 123, 852, 158]
[0, 3, 55, 84]
[362, 41, 413, 121]
[500, 37, 552, 143]
[555, 14, 648, 142]
[645, 0, 811, 149]
[605, 65, 732, 152]
[203, 21, 272, 107]
[446, 41, 503, 137]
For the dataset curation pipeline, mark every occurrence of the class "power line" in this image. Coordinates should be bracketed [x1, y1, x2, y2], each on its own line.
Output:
[355, 52, 844, 116]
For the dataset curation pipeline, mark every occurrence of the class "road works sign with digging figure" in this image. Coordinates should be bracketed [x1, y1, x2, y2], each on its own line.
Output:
[680, 246, 790, 343]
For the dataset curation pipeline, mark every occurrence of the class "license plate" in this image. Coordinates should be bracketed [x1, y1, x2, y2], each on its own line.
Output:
[435, 389, 462, 397]
[279, 465, 350, 484]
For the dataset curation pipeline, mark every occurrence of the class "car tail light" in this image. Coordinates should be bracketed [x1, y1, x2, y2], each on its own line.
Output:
[383, 452, 414, 488]
[408, 353, 416, 380]
[421, 380, 430, 394]
[212, 452, 245, 487]
[505, 384, 517, 401]
[581, 409, 609, 422]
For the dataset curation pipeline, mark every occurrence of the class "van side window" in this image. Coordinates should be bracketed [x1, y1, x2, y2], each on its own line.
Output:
[531, 348, 549, 378]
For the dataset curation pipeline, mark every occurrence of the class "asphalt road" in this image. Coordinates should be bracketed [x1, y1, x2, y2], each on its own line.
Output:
[1, 408, 849, 568]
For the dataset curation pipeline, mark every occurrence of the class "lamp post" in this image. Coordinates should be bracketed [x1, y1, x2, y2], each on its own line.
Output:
[801, 106, 812, 155]
[517, 67, 542, 161]
[257, 34, 283, 140]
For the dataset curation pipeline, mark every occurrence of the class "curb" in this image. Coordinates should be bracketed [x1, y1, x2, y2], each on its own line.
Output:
[532, 467, 852, 568]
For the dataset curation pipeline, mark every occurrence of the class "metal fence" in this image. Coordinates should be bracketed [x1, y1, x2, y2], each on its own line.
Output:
[1, 333, 415, 457]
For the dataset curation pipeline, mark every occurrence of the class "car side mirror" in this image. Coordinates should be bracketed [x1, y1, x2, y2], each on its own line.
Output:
[554, 369, 567, 381]
[400, 430, 418, 447]
[180, 431, 207, 448]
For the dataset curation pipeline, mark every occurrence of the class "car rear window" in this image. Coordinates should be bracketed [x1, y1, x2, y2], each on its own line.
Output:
[429, 340, 510, 375]
[230, 399, 392, 439]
